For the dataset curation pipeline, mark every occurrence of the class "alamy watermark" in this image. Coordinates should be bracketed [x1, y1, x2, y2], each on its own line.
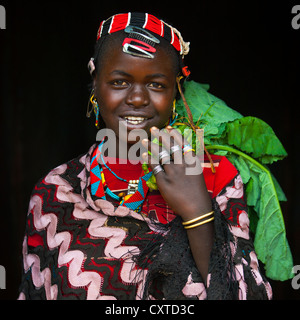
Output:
[1, 5, 299, 31]
[95, 121, 204, 176]
[291, 265, 300, 290]
[292, 5, 300, 29]
[0, 5, 5, 29]
[0, 265, 6, 290]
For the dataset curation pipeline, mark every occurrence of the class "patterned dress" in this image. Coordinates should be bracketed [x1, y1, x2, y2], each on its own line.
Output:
[18, 144, 272, 300]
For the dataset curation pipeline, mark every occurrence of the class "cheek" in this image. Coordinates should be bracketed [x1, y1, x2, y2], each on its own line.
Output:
[96, 87, 124, 120]
[98, 87, 123, 109]
[152, 93, 174, 117]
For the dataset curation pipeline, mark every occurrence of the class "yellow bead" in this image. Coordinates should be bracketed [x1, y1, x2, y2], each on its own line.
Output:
[124, 194, 133, 201]
[118, 192, 126, 198]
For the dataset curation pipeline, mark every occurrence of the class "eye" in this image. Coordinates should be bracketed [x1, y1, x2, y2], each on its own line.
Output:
[111, 80, 128, 87]
[148, 82, 165, 89]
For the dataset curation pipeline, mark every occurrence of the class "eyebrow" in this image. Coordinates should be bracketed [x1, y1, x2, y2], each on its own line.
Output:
[110, 70, 168, 79]
[110, 70, 132, 77]
[146, 73, 168, 79]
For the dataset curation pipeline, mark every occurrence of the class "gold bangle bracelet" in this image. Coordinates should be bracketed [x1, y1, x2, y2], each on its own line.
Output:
[182, 211, 214, 226]
[184, 216, 215, 230]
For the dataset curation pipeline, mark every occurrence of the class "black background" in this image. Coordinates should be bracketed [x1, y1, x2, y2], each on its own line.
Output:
[0, 0, 299, 299]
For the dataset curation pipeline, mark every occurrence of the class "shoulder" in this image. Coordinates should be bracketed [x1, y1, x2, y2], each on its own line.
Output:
[31, 144, 96, 199]
[25, 146, 97, 240]
[203, 154, 239, 198]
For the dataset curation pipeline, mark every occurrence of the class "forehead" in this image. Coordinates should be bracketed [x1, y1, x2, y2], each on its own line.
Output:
[99, 40, 177, 78]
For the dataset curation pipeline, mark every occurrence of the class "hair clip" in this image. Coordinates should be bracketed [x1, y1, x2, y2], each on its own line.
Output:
[87, 58, 96, 75]
[124, 26, 160, 44]
[123, 26, 160, 59]
[123, 42, 155, 59]
[123, 38, 156, 53]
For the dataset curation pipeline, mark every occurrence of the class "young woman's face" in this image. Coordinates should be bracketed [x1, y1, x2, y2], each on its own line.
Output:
[93, 41, 177, 145]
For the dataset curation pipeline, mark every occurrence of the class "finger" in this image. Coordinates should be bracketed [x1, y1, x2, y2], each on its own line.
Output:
[151, 126, 181, 151]
[165, 127, 193, 165]
[165, 126, 186, 148]
[142, 137, 171, 167]
[166, 126, 201, 170]
[148, 128, 172, 164]
[150, 127, 172, 150]
[181, 143, 203, 176]
[141, 138, 160, 166]
[149, 128, 175, 171]
[151, 127, 182, 165]
[142, 152, 165, 179]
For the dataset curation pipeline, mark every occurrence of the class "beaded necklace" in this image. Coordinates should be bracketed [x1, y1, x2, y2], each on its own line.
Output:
[90, 141, 153, 212]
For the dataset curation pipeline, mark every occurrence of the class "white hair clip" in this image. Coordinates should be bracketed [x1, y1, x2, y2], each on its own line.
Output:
[87, 58, 96, 76]
[122, 26, 160, 59]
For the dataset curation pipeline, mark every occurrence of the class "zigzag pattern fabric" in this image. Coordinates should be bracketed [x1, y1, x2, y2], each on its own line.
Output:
[18, 144, 273, 300]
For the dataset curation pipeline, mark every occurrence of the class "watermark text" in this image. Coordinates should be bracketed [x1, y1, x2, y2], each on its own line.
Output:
[292, 5, 300, 29]
[291, 265, 300, 290]
[0, 265, 6, 289]
[0, 5, 5, 29]
[95, 121, 204, 176]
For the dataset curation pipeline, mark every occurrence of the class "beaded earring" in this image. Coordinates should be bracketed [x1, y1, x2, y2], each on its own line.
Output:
[90, 94, 100, 129]
[168, 99, 178, 126]
[86, 90, 100, 129]
[86, 60, 100, 128]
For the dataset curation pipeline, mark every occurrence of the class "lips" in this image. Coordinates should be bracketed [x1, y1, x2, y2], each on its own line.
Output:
[120, 115, 153, 126]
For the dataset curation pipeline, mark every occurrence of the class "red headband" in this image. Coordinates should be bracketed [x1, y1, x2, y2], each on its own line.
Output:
[89, 12, 191, 77]
[96, 12, 187, 56]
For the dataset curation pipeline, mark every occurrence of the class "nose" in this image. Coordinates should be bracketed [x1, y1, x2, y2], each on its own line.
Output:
[125, 84, 150, 108]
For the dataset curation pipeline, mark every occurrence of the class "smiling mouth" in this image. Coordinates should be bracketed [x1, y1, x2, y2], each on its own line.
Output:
[122, 116, 150, 125]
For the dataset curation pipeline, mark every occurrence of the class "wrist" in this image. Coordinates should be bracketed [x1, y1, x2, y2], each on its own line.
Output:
[182, 210, 214, 230]
[181, 206, 213, 223]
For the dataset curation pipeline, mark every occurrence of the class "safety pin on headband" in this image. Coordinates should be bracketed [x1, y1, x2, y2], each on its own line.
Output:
[123, 26, 160, 59]
[123, 43, 155, 59]
[124, 26, 160, 44]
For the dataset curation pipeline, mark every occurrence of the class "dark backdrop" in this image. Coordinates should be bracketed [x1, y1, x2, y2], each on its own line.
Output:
[0, 0, 299, 299]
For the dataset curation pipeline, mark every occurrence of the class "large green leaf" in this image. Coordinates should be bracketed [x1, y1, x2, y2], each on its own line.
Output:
[174, 80, 293, 281]
[175, 81, 242, 141]
[225, 117, 288, 164]
[206, 147, 293, 281]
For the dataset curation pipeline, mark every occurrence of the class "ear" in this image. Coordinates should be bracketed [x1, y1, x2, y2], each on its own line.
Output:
[93, 76, 97, 91]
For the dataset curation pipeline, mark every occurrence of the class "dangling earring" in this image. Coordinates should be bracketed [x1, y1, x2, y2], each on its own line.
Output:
[91, 94, 100, 129]
[168, 99, 178, 126]
[86, 89, 94, 118]
[86, 90, 100, 129]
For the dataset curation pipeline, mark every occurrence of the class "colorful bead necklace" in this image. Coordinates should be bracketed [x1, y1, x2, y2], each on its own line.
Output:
[90, 141, 153, 212]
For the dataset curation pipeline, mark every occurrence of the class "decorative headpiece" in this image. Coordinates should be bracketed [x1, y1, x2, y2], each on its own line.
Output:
[88, 12, 190, 75]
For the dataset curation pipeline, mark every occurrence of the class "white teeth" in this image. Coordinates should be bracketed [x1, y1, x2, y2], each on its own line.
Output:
[123, 116, 147, 125]
[125, 116, 146, 121]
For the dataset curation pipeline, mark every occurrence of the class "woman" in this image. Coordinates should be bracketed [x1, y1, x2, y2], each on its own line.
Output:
[18, 12, 273, 300]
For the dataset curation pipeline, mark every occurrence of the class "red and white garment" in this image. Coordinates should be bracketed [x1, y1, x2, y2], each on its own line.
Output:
[18, 144, 272, 300]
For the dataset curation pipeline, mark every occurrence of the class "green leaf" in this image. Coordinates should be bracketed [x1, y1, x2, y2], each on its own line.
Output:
[162, 80, 293, 280]
[206, 145, 294, 281]
[254, 170, 293, 280]
[175, 81, 242, 141]
[225, 117, 288, 164]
